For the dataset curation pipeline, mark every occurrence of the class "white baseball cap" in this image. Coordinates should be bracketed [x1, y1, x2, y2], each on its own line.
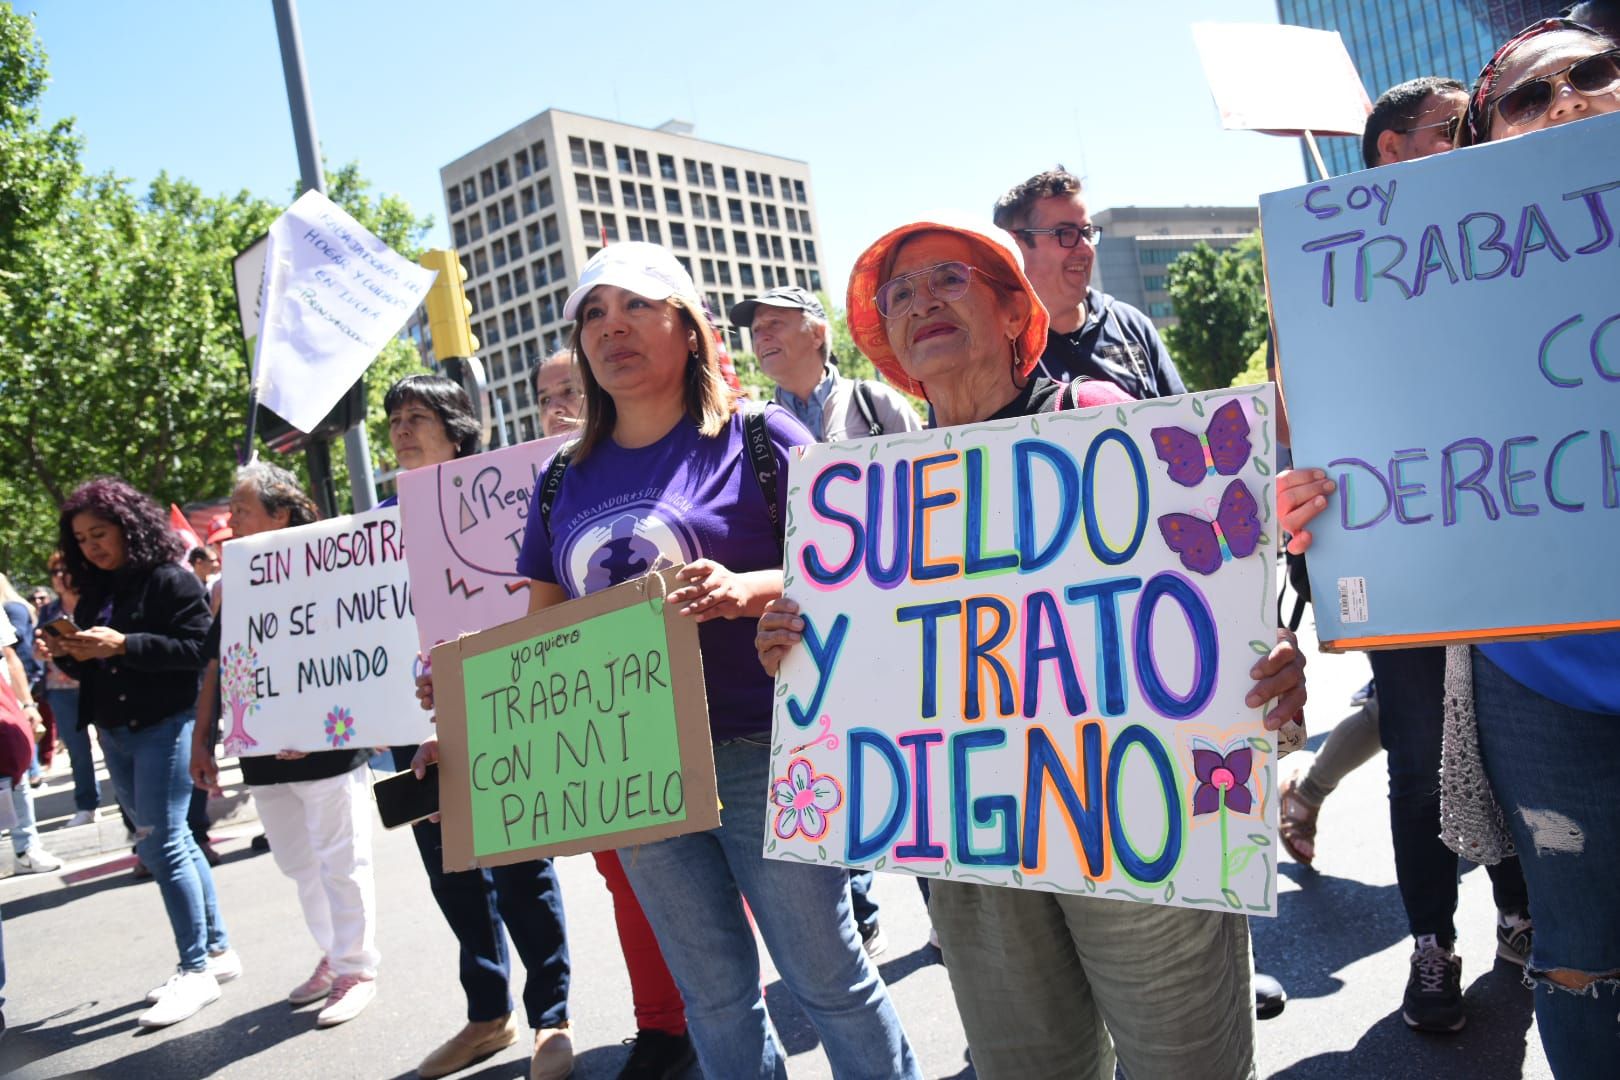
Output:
[562, 242, 701, 321]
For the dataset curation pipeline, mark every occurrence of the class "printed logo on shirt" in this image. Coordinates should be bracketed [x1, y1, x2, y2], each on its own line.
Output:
[556, 500, 702, 596]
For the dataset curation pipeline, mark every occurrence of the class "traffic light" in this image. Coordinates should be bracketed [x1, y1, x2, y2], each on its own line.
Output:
[420, 249, 479, 360]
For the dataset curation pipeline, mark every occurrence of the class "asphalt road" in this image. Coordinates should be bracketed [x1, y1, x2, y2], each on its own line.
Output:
[0, 602, 1550, 1079]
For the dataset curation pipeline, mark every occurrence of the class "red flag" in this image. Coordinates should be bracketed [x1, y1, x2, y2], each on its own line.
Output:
[169, 504, 204, 553]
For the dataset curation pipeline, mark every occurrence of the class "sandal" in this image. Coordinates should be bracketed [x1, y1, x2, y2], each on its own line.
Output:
[1278, 776, 1320, 866]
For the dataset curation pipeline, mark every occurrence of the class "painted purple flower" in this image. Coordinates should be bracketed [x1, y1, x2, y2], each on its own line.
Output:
[770, 757, 843, 841]
[1192, 746, 1254, 816]
[325, 706, 356, 748]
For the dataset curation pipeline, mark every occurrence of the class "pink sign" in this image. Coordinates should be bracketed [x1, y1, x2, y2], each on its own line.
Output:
[397, 435, 570, 652]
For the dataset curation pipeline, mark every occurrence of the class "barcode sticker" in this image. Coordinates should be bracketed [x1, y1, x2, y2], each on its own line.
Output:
[1337, 577, 1369, 624]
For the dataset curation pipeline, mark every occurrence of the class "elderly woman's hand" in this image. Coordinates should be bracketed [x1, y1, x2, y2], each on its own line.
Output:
[1247, 629, 1307, 731]
[1277, 469, 1336, 555]
[755, 597, 805, 677]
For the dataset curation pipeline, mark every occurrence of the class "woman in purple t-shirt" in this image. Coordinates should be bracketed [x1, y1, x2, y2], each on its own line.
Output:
[418, 243, 919, 1080]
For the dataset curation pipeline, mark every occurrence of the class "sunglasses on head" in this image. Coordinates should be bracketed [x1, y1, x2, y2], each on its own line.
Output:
[1490, 47, 1620, 128]
[1013, 223, 1103, 249]
[874, 261, 1009, 319]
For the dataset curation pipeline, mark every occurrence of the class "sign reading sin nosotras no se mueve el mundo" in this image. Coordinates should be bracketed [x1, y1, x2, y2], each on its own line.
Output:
[765, 386, 1284, 916]
[1261, 110, 1620, 649]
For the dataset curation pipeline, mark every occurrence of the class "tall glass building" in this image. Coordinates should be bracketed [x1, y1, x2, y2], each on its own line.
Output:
[1275, 0, 1567, 175]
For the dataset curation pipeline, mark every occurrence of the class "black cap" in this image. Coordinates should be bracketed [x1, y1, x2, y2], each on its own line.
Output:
[727, 286, 827, 327]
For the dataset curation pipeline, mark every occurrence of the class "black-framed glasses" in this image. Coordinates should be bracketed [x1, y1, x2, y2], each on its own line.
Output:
[874, 261, 1007, 319]
[1392, 115, 1460, 142]
[1013, 223, 1103, 248]
[1490, 47, 1620, 128]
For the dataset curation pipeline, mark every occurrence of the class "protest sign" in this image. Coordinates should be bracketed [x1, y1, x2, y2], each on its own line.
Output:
[397, 434, 570, 652]
[1191, 23, 1370, 136]
[251, 190, 438, 433]
[1260, 111, 1620, 650]
[432, 567, 717, 871]
[218, 506, 429, 754]
[764, 386, 1282, 915]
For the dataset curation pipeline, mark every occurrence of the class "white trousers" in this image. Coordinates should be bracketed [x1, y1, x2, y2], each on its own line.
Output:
[251, 764, 380, 978]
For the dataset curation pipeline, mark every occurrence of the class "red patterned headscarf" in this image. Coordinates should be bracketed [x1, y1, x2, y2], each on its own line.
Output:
[1463, 18, 1609, 145]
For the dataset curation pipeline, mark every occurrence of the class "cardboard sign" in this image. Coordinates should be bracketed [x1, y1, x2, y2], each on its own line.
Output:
[1260, 111, 1620, 650]
[252, 190, 437, 433]
[1192, 22, 1370, 136]
[432, 567, 718, 870]
[397, 434, 570, 652]
[765, 386, 1282, 916]
[218, 507, 430, 755]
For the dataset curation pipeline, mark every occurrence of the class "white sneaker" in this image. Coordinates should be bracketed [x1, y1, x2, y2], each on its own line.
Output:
[66, 809, 97, 828]
[137, 970, 220, 1028]
[315, 974, 376, 1027]
[146, 951, 242, 1003]
[13, 847, 63, 874]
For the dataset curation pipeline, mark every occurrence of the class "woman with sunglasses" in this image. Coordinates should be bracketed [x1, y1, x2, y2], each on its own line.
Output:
[1281, 19, 1620, 1079]
[757, 220, 1310, 1079]
[414, 243, 920, 1079]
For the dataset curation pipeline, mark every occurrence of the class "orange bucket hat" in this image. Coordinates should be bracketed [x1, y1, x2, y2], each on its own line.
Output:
[846, 219, 1050, 399]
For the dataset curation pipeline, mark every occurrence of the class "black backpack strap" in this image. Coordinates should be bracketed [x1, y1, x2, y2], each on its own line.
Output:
[851, 380, 884, 437]
[537, 441, 578, 535]
[742, 403, 784, 549]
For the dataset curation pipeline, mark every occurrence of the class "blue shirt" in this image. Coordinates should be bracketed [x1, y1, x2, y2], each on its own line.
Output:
[1480, 631, 1620, 716]
[775, 364, 837, 438]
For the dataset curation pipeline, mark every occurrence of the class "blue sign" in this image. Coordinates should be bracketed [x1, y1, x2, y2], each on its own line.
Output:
[1260, 112, 1620, 648]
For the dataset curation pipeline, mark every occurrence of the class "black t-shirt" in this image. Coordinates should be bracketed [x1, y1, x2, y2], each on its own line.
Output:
[204, 616, 370, 786]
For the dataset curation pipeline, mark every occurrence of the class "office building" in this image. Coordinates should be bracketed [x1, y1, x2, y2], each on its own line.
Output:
[438, 109, 824, 445]
[1092, 206, 1260, 329]
[1275, 0, 1566, 177]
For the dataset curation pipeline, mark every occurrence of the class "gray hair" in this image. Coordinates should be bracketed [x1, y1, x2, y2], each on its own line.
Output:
[234, 461, 319, 527]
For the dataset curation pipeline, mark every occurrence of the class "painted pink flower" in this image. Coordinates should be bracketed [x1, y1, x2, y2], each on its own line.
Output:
[770, 757, 843, 841]
[324, 706, 356, 748]
[1192, 745, 1254, 815]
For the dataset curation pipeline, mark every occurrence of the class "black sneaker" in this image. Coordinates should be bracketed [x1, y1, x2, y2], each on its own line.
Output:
[617, 1028, 696, 1080]
[1496, 912, 1533, 967]
[1255, 972, 1287, 1020]
[1403, 935, 1466, 1032]
[858, 921, 889, 960]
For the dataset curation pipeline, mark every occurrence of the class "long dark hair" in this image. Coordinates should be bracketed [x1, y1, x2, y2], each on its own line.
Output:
[58, 477, 185, 591]
[384, 375, 481, 459]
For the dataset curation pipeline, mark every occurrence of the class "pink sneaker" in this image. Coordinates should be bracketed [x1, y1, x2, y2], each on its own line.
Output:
[315, 973, 376, 1027]
[288, 957, 335, 1006]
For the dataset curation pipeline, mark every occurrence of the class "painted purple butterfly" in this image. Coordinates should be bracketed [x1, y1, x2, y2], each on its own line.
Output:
[1157, 480, 1262, 575]
[1151, 400, 1252, 487]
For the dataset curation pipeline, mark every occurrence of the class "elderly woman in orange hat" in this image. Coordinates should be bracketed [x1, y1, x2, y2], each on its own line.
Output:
[757, 220, 1307, 1080]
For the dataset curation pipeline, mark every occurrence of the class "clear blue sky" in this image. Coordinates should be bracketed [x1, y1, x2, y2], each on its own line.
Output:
[25, 0, 1306, 300]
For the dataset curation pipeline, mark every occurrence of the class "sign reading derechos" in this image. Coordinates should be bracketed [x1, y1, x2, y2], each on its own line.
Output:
[432, 567, 718, 871]
[218, 506, 428, 755]
[766, 386, 1282, 915]
[1261, 111, 1620, 649]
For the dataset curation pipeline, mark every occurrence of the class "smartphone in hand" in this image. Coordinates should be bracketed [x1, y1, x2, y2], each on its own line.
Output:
[43, 616, 82, 638]
[373, 764, 440, 829]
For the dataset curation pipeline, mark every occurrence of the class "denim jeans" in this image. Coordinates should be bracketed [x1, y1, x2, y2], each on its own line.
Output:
[619, 738, 919, 1080]
[1370, 647, 1529, 944]
[392, 747, 569, 1028]
[2, 776, 39, 855]
[99, 712, 228, 971]
[50, 688, 100, 812]
[1474, 651, 1620, 1080]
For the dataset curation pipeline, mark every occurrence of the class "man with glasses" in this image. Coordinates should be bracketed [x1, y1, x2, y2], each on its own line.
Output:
[1362, 76, 1468, 168]
[993, 168, 1184, 400]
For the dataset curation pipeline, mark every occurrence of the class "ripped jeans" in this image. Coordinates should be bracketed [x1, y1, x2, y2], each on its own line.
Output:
[1474, 651, 1619, 1080]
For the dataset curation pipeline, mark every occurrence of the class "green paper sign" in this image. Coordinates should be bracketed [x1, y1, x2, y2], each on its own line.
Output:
[461, 601, 688, 856]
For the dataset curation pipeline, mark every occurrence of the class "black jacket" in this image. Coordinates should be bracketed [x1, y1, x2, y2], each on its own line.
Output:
[1036, 287, 1187, 402]
[58, 562, 210, 732]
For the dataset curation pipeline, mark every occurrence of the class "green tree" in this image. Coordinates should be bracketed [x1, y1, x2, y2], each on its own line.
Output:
[0, 6, 433, 575]
[1161, 235, 1269, 392]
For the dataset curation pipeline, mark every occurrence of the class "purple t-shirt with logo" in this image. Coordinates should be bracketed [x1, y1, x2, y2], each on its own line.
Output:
[517, 406, 813, 740]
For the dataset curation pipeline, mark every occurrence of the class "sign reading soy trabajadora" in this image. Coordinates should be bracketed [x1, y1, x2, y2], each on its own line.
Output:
[218, 506, 429, 755]
[397, 434, 569, 653]
[764, 386, 1282, 915]
[1262, 111, 1620, 650]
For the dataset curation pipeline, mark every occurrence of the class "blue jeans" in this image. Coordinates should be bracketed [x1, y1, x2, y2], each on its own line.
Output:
[50, 688, 100, 812]
[391, 747, 569, 1028]
[99, 713, 228, 971]
[1474, 651, 1620, 1080]
[619, 738, 919, 1080]
[1370, 647, 1529, 944]
[2, 776, 39, 855]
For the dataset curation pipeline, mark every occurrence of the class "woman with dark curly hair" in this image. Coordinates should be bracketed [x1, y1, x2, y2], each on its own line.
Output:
[41, 476, 237, 1029]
